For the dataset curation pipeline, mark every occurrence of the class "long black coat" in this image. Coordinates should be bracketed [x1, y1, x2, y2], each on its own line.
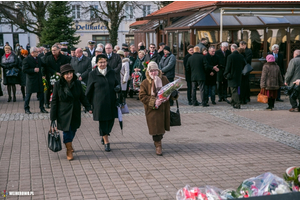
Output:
[86, 68, 118, 121]
[105, 52, 122, 83]
[215, 49, 231, 82]
[43, 53, 71, 76]
[144, 50, 161, 65]
[242, 47, 253, 65]
[71, 55, 92, 84]
[183, 53, 192, 82]
[186, 52, 207, 81]
[50, 77, 91, 131]
[1, 53, 20, 85]
[22, 55, 43, 93]
[205, 54, 219, 86]
[224, 51, 245, 87]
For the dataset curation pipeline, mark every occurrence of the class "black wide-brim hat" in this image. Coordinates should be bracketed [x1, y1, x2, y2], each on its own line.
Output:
[96, 54, 108, 62]
[60, 64, 74, 74]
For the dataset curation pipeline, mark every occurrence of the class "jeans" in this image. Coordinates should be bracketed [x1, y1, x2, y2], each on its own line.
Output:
[186, 81, 192, 103]
[204, 85, 216, 103]
[231, 87, 240, 106]
[192, 81, 205, 104]
[24, 92, 44, 110]
[289, 93, 300, 108]
[217, 80, 228, 100]
[63, 126, 77, 144]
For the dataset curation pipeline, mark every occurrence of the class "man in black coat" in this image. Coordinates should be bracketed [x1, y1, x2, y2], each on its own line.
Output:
[144, 43, 161, 65]
[215, 42, 231, 102]
[158, 42, 165, 58]
[269, 44, 285, 102]
[71, 48, 92, 85]
[86, 40, 96, 58]
[105, 43, 122, 84]
[43, 44, 71, 108]
[183, 45, 194, 105]
[22, 47, 48, 114]
[239, 41, 253, 104]
[224, 44, 245, 109]
[204, 46, 219, 105]
[186, 46, 218, 107]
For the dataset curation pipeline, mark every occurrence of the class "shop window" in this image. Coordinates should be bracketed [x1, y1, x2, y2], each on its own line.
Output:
[178, 32, 184, 60]
[125, 35, 134, 46]
[72, 5, 80, 19]
[242, 29, 264, 59]
[90, 5, 98, 19]
[92, 35, 109, 46]
[267, 28, 287, 59]
[196, 30, 218, 46]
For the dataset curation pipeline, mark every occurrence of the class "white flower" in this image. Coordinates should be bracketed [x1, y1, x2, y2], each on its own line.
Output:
[272, 184, 290, 194]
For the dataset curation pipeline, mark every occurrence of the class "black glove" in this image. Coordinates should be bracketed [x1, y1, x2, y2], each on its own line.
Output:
[171, 90, 178, 98]
[114, 85, 121, 93]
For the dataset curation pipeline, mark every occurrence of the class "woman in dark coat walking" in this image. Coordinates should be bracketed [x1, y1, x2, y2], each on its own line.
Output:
[260, 55, 284, 110]
[1, 46, 20, 102]
[86, 54, 119, 152]
[50, 64, 92, 160]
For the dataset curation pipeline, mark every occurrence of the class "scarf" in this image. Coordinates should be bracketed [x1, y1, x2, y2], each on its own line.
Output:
[98, 67, 107, 76]
[149, 73, 162, 96]
[5, 53, 11, 59]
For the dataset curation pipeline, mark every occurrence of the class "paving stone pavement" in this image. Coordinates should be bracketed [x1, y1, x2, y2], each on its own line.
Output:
[0, 87, 299, 200]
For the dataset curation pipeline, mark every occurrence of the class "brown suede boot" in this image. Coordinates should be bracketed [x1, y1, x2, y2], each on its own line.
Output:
[65, 142, 73, 160]
[154, 141, 162, 156]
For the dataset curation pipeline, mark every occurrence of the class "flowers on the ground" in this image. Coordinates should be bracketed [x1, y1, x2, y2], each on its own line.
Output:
[157, 79, 183, 102]
[284, 166, 300, 191]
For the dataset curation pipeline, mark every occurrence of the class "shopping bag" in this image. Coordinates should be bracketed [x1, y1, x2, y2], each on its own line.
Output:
[48, 121, 62, 152]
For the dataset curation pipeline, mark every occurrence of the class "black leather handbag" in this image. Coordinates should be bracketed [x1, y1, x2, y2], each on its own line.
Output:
[170, 100, 181, 126]
[48, 121, 62, 152]
[242, 59, 253, 76]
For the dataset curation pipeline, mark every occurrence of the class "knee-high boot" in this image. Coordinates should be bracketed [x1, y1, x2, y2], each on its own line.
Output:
[154, 141, 162, 156]
[65, 142, 73, 160]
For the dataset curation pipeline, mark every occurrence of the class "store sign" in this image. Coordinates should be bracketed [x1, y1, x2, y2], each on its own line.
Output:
[75, 22, 107, 31]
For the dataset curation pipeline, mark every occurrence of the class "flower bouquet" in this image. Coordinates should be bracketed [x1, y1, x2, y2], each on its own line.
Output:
[131, 71, 143, 91]
[142, 61, 150, 72]
[76, 73, 87, 92]
[176, 185, 227, 200]
[284, 166, 300, 191]
[43, 78, 48, 93]
[157, 79, 183, 102]
[50, 73, 60, 85]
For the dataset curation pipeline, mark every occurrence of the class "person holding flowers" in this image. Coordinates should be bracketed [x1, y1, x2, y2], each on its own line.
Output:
[139, 61, 178, 156]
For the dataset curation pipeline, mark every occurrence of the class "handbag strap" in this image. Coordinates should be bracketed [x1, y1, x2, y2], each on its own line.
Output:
[175, 100, 179, 111]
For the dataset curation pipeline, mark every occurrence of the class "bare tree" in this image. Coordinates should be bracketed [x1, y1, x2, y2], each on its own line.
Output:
[0, 1, 49, 41]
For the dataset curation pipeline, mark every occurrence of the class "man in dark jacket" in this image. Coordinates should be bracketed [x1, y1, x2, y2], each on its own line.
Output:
[86, 40, 96, 58]
[215, 42, 231, 102]
[105, 43, 122, 84]
[23, 46, 48, 114]
[71, 48, 92, 84]
[269, 44, 284, 102]
[43, 44, 71, 108]
[183, 45, 194, 105]
[204, 46, 219, 105]
[144, 43, 161, 65]
[159, 45, 176, 106]
[158, 42, 165, 58]
[129, 44, 137, 60]
[224, 44, 245, 109]
[239, 41, 253, 104]
[187, 46, 217, 107]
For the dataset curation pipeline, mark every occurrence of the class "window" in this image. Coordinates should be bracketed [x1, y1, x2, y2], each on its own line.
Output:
[178, 32, 184, 59]
[72, 5, 80, 19]
[0, 34, 3, 46]
[196, 30, 219, 45]
[125, 35, 134, 46]
[143, 5, 151, 17]
[125, 5, 133, 19]
[90, 5, 98, 19]
[168, 32, 173, 53]
[92, 35, 109, 46]
[242, 29, 264, 59]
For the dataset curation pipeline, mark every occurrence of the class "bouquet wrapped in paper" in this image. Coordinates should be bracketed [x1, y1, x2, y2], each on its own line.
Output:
[176, 185, 227, 200]
[130, 71, 143, 91]
[157, 79, 183, 102]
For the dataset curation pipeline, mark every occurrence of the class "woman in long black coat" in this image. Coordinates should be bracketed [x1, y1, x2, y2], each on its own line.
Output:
[18, 49, 29, 100]
[50, 64, 91, 161]
[86, 54, 119, 152]
[1, 46, 20, 102]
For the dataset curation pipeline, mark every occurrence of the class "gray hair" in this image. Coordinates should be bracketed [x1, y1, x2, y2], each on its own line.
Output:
[97, 43, 104, 48]
[231, 44, 238, 50]
[52, 44, 60, 50]
[30, 46, 38, 53]
[221, 42, 229, 47]
[105, 43, 112, 48]
[114, 45, 120, 50]
[208, 46, 215, 50]
[272, 44, 279, 51]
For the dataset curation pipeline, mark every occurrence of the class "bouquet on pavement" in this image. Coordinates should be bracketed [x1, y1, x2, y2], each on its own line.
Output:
[157, 79, 183, 102]
[130, 70, 143, 91]
[76, 73, 87, 93]
[50, 73, 60, 85]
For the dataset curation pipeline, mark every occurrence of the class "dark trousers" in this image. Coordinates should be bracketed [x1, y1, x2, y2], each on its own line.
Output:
[63, 126, 77, 144]
[231, 87, 240, 106]
[204, 85, 216, 103]
[192, 81, 205, 104]
[217, 80, 228, 100]
[168, 78, 174, 106]
[186, 81, 192, 103]
[99, 119, 115, 136]
[152, 134, 163, 142]
[276, 88, 281, 100]
[268, 98, 275, 108]
[24, 92, 44, 110]
[240, 75, 250, 102]
[45, 85, 53, 105]
[289, 94, 300, 108]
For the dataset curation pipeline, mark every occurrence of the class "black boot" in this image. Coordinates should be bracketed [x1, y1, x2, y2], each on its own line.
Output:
[266, 98, 272, 110]
[21, 86, 25, 101]
[104, 143, 111, 152]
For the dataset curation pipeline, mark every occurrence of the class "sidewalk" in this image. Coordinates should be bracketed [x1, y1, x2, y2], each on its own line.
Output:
[0, 87, 299, 200]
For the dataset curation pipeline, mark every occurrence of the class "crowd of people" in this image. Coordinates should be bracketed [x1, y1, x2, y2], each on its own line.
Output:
[1, 39, 300, 160]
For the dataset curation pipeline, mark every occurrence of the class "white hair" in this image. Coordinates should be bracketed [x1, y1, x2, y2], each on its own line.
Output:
[97, 43, 104, 48]
[221, 42, 229, 47]
[30, 46, 38, 53]
[272, 44, 279, 51]
[231, 44, 238, 50]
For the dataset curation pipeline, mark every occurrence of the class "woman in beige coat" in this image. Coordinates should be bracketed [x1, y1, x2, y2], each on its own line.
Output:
[139, 61, 177, 156]
[260, 55, 284, 110]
